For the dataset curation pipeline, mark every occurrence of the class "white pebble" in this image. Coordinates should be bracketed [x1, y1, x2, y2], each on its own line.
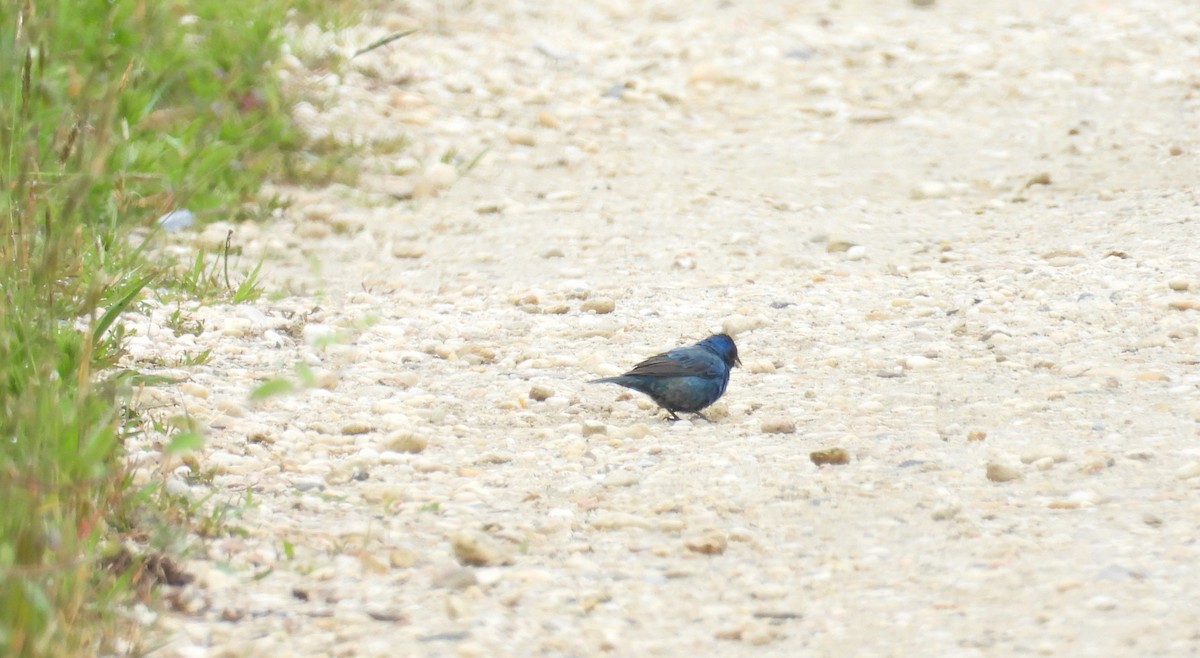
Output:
[1175, 461, 1200, 480]
[911, 181, 949, 200]
[302, 324, 337, 345]
[904, 355, 936, 370]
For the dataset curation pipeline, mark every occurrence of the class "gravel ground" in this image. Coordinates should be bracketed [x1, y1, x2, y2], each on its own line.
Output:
[131, 1, 1200, 656]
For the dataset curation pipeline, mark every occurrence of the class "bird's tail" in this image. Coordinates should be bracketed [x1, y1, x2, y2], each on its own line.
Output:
[591, 376, 635, 385]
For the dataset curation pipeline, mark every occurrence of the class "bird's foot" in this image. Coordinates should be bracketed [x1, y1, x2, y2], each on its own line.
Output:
[692, 412, 714, 423]
[665, 411, 682, 421]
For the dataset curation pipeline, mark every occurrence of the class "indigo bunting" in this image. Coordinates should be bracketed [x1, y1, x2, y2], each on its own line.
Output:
[591, 334, 741, 421]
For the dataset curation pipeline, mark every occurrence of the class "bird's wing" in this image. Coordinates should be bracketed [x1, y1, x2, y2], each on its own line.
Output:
[622, 347, 724, 378]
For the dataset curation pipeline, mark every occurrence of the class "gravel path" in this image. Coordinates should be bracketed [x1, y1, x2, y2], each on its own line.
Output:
[133, 1, 1200, 655]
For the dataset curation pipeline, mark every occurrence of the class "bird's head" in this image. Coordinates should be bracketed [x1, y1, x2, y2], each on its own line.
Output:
[701, 333, 741, 368]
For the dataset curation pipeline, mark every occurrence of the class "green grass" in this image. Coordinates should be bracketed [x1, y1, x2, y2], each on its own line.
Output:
[0, 0, 368, 655]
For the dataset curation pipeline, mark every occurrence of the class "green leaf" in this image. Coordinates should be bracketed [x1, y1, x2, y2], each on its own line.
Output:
[93, 270, 157, 344]
[165, 432, 205, 454]
[294, 362, 316, 387]
[249, 377, 294, 401]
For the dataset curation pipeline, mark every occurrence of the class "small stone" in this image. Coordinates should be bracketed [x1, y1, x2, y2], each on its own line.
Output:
[850, 110, 894, 124]
[360, 553, 389, 574]
[684, 531, 728, 555]
[389, 547, 419, 568]
[904, 355, 936, 370]
[603, 470, 640, 487]
[753, 609, 802, 621]
[581, 420, 607, 437]
[761, 418, 796, 434]
[537, 111, 559, 128]
[529, 384, 554, 401]
[1025, 172, 1052, 187]
[1020, 449, 1067, 464]
[750, 586, 788, 601]
[383, 432, 428, 454]
[341, 421, 373, 435]
[591, 512, 652, 529]
[195, 222, 233, 250]
[392, 243, 425, 259]
[478, 452, 511, 466]
[419, 162, 458, 195]
[505, 128, 536, 146]
[1086, 595, 1118, 611]
[301, 204, 335, 222]
[986, 461, 1022, 482]
[214, 399, 247, 417]
[810, 447, 850, 466]
[219, 318, 253, 338]
[911, 181, 949, 200]
[295, 222, 330, 239]
[180, 382, 210, 399]
[746, 359, 776, 374]
[300, 324, 338, 345]
[825, 239, 855, 253]
[967, 429, 987, 442]
[714, 626, 743, 641]
[931, 504, 960, 521]
[454, 641, 494, 658]
[688, 62, 737, 85]
[367, 175, 414, 201]
[451, 530, 514, 567]
[413, 462, 449, 475]
[1168, 325, 1198, 339]
[1168, 279, 1190, 292]
[1142, 513, 1163, 527]
[431, 567, 479, 590]
[474, 200, 505, 214]
[1175, 461, 1200, 480]
[845, 245, 867, 261]
[381, 372, 418, 388]
[742, 621, 780, 646]
[164, 477, 191, 498]
[721, 314, 766, 336]
[581, 297, 615, 314]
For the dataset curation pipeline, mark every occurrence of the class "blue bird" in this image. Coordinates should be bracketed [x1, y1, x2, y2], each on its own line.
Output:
[591, 334, 741, 421]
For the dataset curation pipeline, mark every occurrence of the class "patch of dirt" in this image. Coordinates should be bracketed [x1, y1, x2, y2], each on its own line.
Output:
[130, 1, 1200, 655]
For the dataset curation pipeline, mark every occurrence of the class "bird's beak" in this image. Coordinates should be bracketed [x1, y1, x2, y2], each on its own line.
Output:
[735, 356, 742, 367]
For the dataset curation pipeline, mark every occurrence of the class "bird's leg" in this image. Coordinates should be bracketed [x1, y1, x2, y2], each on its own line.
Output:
[665, 410, 682, 421]
[692, 412, 714, 423]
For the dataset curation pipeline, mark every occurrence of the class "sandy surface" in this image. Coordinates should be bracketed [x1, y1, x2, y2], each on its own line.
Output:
[130, 1, 1200, 656]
